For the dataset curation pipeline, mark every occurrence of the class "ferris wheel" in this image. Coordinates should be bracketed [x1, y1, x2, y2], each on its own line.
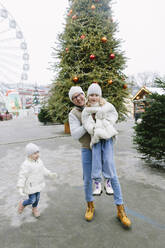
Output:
[0, 3, 29, 85]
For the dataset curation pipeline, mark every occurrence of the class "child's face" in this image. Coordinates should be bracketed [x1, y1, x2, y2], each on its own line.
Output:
[88, 94, 100, 104]
[29, 152, 39, 161]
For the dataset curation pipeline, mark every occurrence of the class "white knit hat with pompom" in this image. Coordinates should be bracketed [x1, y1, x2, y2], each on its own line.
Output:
[25, 143, 39, 156]
[87, 83, 102, 97]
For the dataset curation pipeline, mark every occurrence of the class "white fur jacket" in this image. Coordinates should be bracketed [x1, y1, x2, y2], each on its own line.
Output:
[82, 101, 118, 147]
[17, 158, 53, 194]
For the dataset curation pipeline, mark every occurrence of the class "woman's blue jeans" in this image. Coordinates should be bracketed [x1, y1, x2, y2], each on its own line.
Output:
[81, 148, 94, 202]
[23, 192, 40, 208]
[92, 138, 123, 205]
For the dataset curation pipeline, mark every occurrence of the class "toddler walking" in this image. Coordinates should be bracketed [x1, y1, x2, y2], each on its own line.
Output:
[82, 83, 131, 228]
[17, 143, 57, 218]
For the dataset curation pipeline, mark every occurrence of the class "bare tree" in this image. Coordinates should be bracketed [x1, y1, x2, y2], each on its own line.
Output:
[128, 71, 160, 88]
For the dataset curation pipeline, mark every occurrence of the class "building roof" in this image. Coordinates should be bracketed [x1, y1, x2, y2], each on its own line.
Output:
[132, 86, 165, 100]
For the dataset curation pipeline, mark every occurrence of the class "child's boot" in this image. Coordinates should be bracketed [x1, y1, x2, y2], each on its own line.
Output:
[32, 207, 40, 218]
[93, 181, 102, 196]
[117, 204, 131, 228]
[18, 201, 25, 214]
[104, 179, 114, 195]
[85, 201, 95, 221]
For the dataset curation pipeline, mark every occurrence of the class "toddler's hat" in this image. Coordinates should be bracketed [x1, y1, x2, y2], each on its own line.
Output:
[87, 83, 102, 97]
[25, 143, 39, 156]
[69, 86, 85, 102]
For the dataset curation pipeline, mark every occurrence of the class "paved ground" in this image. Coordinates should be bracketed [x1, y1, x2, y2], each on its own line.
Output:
[0, 116, 165, 248]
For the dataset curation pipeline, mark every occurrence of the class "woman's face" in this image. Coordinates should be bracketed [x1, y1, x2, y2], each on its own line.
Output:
[88, 94, 100, 104]
[72, 92, 85, 107]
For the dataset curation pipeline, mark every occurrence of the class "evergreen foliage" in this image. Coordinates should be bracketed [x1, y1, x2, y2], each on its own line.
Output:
[49, 0, 129, 123]
[38, 107, 53, 125]
[134, 79, 165, 163]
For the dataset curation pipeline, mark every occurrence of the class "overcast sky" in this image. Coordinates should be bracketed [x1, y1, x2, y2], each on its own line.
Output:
[1, 0, 165, 85]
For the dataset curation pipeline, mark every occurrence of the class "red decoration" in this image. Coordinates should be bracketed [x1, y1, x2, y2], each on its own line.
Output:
[72, 15, 77, 20]
[109, 53, 115, 59]
[73, 76, 79, 83]
[101, 37, 107, 43]
[91, 5, 96, 10]
[90, 54, 96, 60]
[68, 9, 73, 16]
[95, 0, 99, 2]
[65, 48, 69, 52]
[80, 34, 85, 39]
[123, 84, 127, 89]
[108, 80, 113, 85]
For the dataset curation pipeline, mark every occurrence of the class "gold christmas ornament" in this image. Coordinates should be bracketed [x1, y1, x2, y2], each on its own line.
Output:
[91, 5, 96, 10]
[108, 80, 113, 85]
[73, 76, 79, 83]
[101, 37, 107, 43]
[123, 84, 127, 89]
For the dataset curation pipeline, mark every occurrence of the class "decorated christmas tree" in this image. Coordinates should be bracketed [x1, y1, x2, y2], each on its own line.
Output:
[49, 0, 129, 123]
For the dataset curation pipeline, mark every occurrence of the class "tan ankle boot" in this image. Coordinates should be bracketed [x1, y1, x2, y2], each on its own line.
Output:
[117, 204, 131, 228]
[32, 207, 40, 218]
[85, 201, 95, 221]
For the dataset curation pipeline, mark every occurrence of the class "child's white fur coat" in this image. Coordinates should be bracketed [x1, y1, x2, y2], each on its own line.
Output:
[82, 101, 118, 147]
[17, 158, 52, 194]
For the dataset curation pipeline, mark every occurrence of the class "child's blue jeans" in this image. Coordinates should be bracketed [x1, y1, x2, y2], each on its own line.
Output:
[22, 192, 40, 208]
[92, 138, 123, 205]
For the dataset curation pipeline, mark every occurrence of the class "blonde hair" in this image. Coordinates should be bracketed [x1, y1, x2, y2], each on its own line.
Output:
[86, 96, 106, 107]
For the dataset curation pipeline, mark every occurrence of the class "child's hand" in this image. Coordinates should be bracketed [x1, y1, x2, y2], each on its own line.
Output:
[50, 172, 58, 180]
[18, 188, 26, 197]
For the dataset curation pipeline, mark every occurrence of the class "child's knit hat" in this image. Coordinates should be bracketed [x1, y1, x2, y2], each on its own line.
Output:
[69, 86, 85, 102]
[25, 143, 39, 156]
[87, 83, 102, 97]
